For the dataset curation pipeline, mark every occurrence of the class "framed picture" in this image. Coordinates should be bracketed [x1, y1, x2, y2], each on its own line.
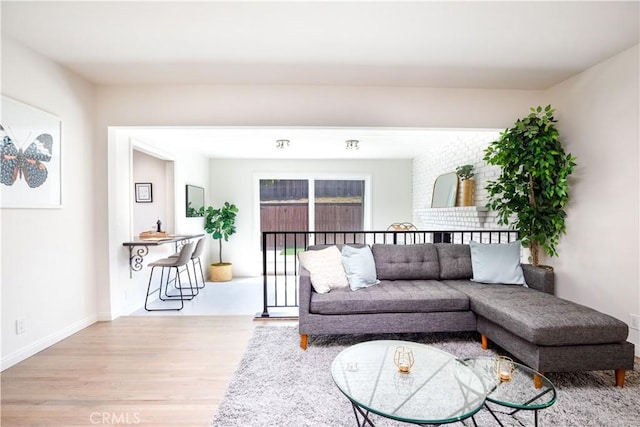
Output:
[135, 182, 152, 203]
[0, 96, 62, 208]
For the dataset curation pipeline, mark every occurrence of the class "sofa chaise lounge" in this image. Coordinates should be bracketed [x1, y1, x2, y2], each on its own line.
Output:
[298, 243, 635, 386]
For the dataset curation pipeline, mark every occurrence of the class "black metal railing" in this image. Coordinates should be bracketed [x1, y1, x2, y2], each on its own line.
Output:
[259, 229, 519, 318]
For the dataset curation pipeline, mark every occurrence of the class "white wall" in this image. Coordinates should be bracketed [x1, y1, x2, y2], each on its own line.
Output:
[1, 37, 97, 369]
[132, 150, 170, 235]
[95, 85, 540, 128]
[545, 45, 640, 355]
[172, 151, 210, 239]
[208, 159, 412, 277]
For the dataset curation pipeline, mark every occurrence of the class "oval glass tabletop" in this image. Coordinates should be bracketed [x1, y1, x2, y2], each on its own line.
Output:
[461, 357, 557, 410]
[331, 340, 487, 425]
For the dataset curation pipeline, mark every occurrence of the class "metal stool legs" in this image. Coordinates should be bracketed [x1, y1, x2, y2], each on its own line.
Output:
[144, 241, 196, 311]
[159, 265, 197, 301]
[144, 265, 185, 311]
[192, 256, 206, 289]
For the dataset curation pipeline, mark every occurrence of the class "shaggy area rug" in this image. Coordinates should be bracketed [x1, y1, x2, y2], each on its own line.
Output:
[211, 326, 640, 427]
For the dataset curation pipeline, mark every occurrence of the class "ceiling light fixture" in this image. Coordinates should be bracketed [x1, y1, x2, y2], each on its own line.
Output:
[276, 139, 290, 149]
[345, 140, 359, 150]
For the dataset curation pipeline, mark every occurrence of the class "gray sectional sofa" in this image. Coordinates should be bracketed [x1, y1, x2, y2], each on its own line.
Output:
[298, 243, 635, 386]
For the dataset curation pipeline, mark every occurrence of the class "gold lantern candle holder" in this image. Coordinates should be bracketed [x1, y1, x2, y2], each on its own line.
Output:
[394, 346, 415, 374]
[494, 356, 515, 382]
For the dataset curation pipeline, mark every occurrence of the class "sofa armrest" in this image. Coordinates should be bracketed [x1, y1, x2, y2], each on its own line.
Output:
[298, 266, 313, 316]
[522, 264, 555, 294]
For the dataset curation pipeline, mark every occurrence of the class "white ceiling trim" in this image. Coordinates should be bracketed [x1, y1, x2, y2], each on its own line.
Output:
[117, 125, 502, 160]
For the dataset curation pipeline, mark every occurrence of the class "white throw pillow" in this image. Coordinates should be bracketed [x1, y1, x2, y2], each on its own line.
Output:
[469, 240, 526, 286]
[341, 245, 380, 290]
[298, 246, 349, 294]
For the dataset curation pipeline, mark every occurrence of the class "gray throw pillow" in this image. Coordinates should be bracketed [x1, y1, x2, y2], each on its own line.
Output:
[341, 245, 380, 290]
[469, 240, 526, 285]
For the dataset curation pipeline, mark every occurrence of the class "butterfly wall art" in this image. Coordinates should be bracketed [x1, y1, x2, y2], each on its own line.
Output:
[1, 125, 53, 188]
[0, 96, 61, 208]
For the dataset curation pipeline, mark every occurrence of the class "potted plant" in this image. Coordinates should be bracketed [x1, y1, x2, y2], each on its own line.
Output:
[483, 105, 576, 266]
[455, 164, 475, 206]
[203, 202, 239, 281]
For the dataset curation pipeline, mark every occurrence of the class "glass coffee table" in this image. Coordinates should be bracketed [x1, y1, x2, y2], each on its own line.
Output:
[331, 340, 487, 426]
[461, 357, 557, 427]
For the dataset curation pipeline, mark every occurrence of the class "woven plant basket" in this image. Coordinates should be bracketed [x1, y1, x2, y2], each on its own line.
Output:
[209, 263, 233, 282]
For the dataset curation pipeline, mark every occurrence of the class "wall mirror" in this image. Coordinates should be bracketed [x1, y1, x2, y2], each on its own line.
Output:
[431, 172, 458, 208]
[186, 185, 205, 217]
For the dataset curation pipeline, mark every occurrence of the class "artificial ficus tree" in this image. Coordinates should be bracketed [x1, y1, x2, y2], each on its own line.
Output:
[484, 105, 577, 266]
[204, 202, 239, 265]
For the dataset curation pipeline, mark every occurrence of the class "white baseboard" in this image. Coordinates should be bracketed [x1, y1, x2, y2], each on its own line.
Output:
[1, 314, 98, 371]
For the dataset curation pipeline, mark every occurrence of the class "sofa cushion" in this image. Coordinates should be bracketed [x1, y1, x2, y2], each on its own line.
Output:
[469, 241, 526, 285]
[309, 280, 470, 315]
[372, 244, 440, 280]
[298, 246, 349, 294]
[341, 245, 380, 290]
[444, 280, 629, 346]
[435, 244, 472, 280]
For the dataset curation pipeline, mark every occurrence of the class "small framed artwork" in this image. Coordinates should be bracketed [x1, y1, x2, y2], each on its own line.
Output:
[135, 182, 152, 203]
[1, 96, 62, 208]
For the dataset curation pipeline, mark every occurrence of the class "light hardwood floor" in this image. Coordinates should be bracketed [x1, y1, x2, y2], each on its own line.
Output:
[1, 315, 285, 427]
[3, 312, 638, 426]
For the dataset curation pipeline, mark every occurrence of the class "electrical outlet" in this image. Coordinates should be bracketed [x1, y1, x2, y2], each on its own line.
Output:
[631, 314, 640, 331]
[15, 317, 26, 335]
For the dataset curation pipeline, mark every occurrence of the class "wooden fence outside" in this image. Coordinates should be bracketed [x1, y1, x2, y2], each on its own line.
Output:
[260, 202, 363, 248]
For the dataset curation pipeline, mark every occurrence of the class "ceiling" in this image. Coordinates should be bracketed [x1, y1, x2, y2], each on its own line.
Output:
[2, 1, 638, 159]
[3, 1, 637, 89]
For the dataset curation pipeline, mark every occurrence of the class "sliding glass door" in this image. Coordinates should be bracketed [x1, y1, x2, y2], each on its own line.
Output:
[259, 178, 366, 249]
[260, 179, 309, 250]
[314, 179, 364, 244]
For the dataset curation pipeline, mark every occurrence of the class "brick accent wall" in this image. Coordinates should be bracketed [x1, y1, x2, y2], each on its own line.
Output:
[413, 130, 507, 230]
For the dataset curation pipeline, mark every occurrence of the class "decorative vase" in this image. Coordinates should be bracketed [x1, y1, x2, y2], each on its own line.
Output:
[461, 178, 475, 206]
[209, 263, 233, 282]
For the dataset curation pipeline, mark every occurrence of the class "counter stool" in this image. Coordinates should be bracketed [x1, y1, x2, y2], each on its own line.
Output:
[144, 241, 196, 311]
[170, 237, 206, 290]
